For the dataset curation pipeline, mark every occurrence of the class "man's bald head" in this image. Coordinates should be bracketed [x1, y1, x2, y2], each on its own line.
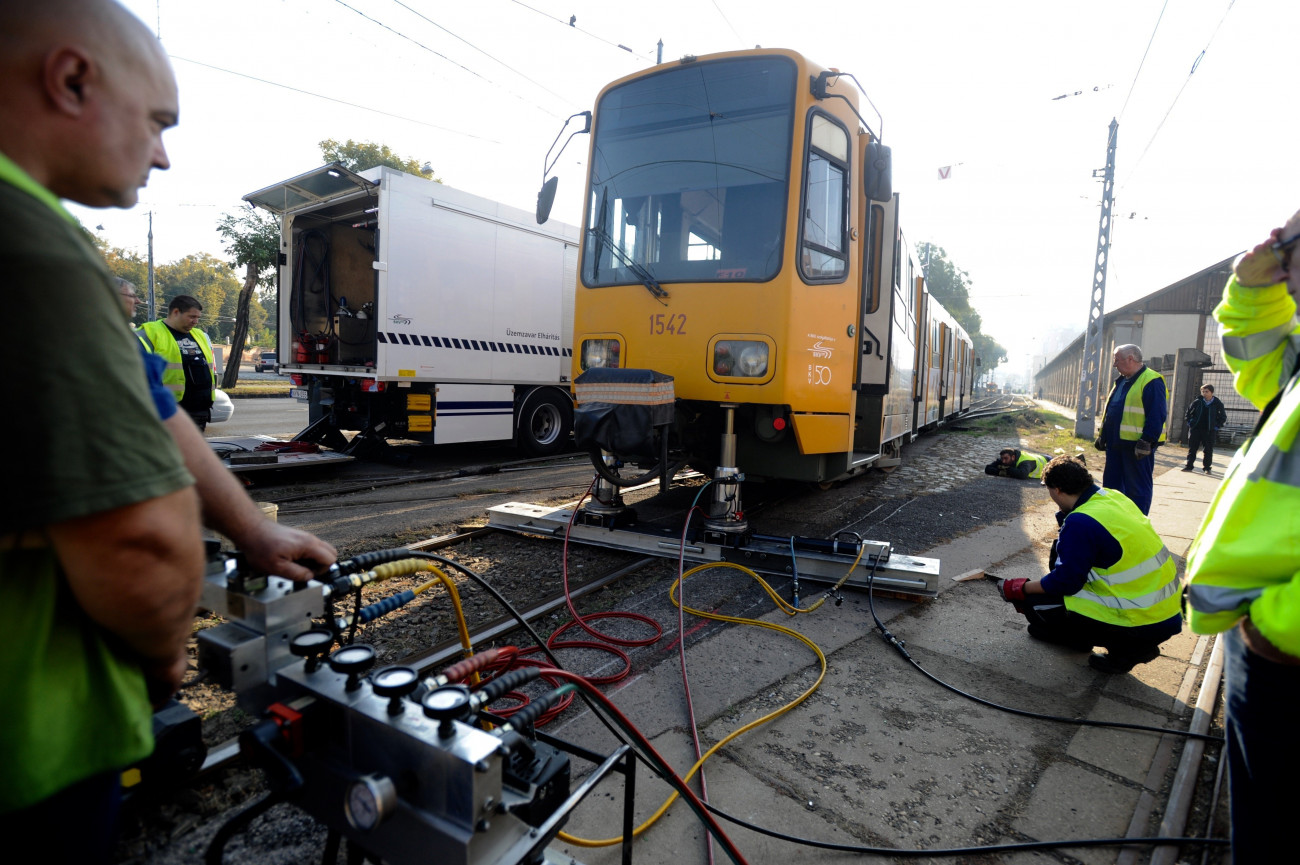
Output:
[0, 0, 178, 208]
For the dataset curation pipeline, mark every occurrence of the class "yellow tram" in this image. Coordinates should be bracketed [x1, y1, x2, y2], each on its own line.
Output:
[551, 48, 973, 526]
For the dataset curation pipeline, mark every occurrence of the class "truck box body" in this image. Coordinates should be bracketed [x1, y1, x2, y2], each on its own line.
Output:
[245, 165, 580, 454]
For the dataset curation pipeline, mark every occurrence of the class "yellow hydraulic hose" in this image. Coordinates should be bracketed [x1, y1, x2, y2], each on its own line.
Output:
[363, 559, 479, 683]
[560, 561, 827, 848]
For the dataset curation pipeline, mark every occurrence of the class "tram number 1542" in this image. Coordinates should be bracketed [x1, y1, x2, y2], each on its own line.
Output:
[649, 313, 688, 335]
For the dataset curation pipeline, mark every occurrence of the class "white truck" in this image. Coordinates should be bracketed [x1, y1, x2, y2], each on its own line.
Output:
[244, 165, 580, 457]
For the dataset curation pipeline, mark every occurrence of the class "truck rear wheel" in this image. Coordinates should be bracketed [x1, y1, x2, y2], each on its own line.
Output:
[519, 391, 572, 456]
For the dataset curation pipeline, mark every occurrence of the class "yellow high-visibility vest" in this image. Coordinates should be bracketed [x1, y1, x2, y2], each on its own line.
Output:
[1185, 276, 1300, 658]
[1102, 366, 1167, 443]
[1064, 488, 1180, 626]
[136, 319, 216, 402]
[1017, 451, 1048, 479]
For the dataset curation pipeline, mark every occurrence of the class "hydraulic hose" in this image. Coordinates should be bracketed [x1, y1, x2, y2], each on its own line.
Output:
[860, 559, 1225, 743]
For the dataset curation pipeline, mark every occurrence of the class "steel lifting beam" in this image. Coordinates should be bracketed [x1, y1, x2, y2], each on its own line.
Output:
[486, 502, 941, 599]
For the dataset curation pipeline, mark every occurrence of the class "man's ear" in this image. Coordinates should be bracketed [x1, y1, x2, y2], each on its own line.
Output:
[44, 47, 95, 117]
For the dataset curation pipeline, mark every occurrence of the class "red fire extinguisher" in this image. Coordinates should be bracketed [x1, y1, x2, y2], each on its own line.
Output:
[313, 332, 333, 364]
[293, 331, 311, 364]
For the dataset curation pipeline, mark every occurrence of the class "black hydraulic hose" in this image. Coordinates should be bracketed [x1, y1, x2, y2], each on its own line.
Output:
[205, 791, 286, 865]
[292, 229, 329, 334]
[474, 667, 541, 706]
[860, 562, 1225, 743]
[699, 800, 1227, 857]
[587, 447, 662, 488]
[587, 446, 688, 489]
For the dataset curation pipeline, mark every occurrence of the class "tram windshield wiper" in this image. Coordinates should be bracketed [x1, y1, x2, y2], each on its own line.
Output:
[586, 224, 669, 302]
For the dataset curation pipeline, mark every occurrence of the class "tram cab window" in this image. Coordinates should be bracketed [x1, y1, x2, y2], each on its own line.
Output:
[799, 113, 850, 282]
[581, 56, 796, 287]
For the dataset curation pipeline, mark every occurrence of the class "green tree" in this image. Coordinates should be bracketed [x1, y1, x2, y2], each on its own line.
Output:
[319, 138, 439, 180]
[216, 208, 280, 389]
[81, 225, 153, 323]
[154, 253, 243, 343]
[919, 243, 1008, 372]
[102, 247, 148, 292]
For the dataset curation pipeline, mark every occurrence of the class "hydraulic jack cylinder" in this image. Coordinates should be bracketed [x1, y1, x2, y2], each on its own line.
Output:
[704, 404, 748, 535]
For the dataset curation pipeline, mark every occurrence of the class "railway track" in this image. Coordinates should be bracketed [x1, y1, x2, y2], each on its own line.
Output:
[147, 405, 1226, 865]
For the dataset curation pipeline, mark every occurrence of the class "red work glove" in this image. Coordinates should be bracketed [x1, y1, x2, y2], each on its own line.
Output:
[1000, 578, 1029, 603]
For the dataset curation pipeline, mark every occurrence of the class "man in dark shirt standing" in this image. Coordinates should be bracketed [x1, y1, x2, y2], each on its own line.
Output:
[137, 295, 216, 430]
[1183, 384, 1228, 474]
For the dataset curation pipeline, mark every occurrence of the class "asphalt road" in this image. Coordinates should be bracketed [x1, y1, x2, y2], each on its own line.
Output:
[205, 395, 307, 439]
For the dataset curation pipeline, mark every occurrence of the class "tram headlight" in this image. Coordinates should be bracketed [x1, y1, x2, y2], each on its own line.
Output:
[713, 340, 768, 378]
[580, 338, 621, 371]
[737, 343, 768, 377]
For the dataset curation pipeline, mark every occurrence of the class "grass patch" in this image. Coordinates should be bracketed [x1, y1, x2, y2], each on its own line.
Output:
[953, 408, 1091, 457]
[224, 381, 293, 397]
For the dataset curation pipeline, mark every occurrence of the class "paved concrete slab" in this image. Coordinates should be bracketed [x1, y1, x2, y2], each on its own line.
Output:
[1067, 696, 1170, 783]
[1014, 763, 1143, 865]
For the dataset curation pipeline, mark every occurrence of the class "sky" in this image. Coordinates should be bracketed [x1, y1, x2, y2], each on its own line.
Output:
[75, 0, 1299, 373]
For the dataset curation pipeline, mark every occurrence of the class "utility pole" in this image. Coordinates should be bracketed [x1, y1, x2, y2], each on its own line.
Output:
[1073, 118, 1117, 440]
[147, 210, 157, 321]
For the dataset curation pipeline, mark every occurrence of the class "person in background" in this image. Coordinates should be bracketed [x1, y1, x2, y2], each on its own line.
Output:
[1182, 384, 1228, 474]
[998, 455, 1180, 674]
[1095, 344, 1167, 514]
[117, 278, 337, 599]
[984, 446, 1050, 480]
[1184, 209, 1300, 864]
[115, 276, 140, 324]
[137, 294, 217, 431]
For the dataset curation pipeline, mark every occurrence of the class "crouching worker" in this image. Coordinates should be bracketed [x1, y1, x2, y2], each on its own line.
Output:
[985, 447, 1049, 479]
[998, 455, 1181, 673]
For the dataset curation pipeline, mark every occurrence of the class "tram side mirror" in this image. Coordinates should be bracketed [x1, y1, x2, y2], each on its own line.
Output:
[976, 357, 982, 366]
[536, 176, 559, 225]
[865, 142, 892, 202]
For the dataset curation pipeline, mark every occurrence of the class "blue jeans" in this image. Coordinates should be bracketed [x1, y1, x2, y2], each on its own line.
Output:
[1101, 446, 1155, 514]
[1223, 624, 1300, 864]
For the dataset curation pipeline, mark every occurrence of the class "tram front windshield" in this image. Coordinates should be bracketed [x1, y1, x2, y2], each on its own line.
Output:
[583, 56, 796, 289]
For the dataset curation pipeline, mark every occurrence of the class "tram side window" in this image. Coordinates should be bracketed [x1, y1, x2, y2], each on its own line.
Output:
[800, 113, 849, 282]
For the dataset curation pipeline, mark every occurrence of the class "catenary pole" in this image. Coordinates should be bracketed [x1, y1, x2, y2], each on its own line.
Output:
[1073, 118, 1117, 440]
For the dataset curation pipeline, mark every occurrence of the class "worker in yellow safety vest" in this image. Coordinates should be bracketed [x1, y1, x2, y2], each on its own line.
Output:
[137, 294, 216, 430]
[985, 447, 1049, 479]
[1183, 211, 1300, 865]
[1095, 344, 1167, 515]
[997, 455, 1180, 674]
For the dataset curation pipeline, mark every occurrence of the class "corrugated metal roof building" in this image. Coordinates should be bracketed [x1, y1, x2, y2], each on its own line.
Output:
[1034, 256, 1262, 446]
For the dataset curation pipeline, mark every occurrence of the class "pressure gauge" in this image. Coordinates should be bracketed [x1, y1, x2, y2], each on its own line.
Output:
[328, 643, 376, 691]
[344, 774, 396, 832]
[371, 665, 419, 715]
[289, 627, 335, 673]
[422, 685, 472, 738]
